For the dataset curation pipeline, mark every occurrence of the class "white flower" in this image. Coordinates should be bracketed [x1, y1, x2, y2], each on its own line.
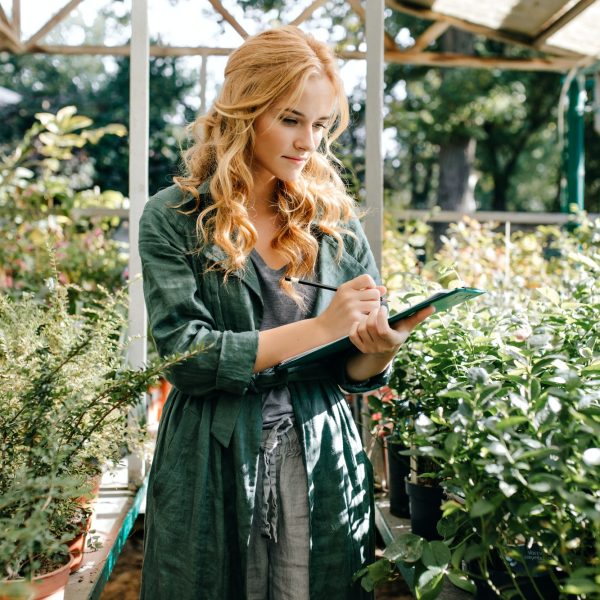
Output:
[582, 448, 600, 467]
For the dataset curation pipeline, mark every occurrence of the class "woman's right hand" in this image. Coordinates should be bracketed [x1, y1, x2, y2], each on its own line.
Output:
[315, 274, 385, 340]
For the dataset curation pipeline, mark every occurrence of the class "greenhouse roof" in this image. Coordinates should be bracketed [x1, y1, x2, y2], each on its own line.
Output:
[1, 1, 599, 72]
[390, 0, 600, 64]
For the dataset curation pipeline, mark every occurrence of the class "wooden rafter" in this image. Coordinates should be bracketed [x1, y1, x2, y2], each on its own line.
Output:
[25, 43, 585, 72]
[24, 0, 85, 49]
[207, 0, 248, 40]
[381, 50, 581, 71]
[0, 18, 22, 52]
[346, 0, 398, 51]
[289, 0, 329, 26]
[33, 44, 234, 57]
[12, 0, 20, 38]
[409, 20, 449, 53]
[532, 0, 597, 48]
[385, 0, 581, 58]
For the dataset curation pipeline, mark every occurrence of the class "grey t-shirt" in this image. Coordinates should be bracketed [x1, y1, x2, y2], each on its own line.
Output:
[250, 249, 317, 429]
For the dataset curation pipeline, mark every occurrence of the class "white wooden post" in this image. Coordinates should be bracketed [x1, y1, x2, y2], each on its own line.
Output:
[363, 1, 386, 483]
[200, 55, 207, 115]
[364, 0, 384, 271]
[128, 0, 149, 487]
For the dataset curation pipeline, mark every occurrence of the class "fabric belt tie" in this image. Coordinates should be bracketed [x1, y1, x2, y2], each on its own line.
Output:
[259, 417, 295, 542]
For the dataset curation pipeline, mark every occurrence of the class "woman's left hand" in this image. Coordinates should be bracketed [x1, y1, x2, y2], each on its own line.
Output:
[348, 303, 434, 357]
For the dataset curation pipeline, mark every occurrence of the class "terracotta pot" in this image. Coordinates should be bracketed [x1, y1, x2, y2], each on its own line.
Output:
[0, 555, 72, 600]
[147, 377, 171, 425]
[66, 530, 87, 573]
[75, 473, 101, 510]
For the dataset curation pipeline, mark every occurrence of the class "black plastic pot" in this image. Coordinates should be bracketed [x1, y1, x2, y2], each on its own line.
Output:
[386, 441, 411, 518]
[405, 479, 443, 540]
[469, 545, 561, 600]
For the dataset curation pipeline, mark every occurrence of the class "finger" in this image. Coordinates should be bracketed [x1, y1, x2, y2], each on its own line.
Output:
[348, 273, 377, 290]
[393, 305, 435, 332]
[356, 288, 383, 302]
[349, 320, 368, 352]
[357, 310, 378, 346]
[376, 303, 389, 336]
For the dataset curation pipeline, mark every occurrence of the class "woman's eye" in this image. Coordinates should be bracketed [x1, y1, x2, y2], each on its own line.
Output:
[281, 117, 297, 125]
[314, 122, 327, 130]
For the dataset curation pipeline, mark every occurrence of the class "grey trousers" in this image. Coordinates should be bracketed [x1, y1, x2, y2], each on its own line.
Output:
[246, 418, 310, 600]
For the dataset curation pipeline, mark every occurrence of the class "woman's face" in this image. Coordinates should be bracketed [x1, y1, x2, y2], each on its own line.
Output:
[251, 74, 336, 190]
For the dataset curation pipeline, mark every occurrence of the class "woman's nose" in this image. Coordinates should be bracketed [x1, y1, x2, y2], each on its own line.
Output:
[294, 126, 316, 152]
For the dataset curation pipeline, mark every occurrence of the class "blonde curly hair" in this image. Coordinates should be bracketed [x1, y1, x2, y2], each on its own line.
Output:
[174, 26, 358, 292]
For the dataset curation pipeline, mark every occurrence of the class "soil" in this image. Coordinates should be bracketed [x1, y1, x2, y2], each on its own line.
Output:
[100, 516, 413, 599]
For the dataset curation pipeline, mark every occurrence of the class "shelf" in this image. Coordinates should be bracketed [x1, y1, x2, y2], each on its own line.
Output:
[64, 460, 147, 600]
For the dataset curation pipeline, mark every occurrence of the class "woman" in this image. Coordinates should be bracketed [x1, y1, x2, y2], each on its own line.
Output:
[139, 26, 431, 600]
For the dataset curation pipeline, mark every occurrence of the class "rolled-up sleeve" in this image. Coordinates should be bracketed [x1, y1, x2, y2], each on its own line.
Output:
[139, 199, 259, 397]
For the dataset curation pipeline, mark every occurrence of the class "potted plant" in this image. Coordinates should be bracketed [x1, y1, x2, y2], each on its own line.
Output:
[364, 214, 600, 598]
[367, 386, 412, 518]
[433, 280, 600, 599]
[0, 472, 83, 600]
[0, 277, 202, 593]
[362, 282, 600, 598]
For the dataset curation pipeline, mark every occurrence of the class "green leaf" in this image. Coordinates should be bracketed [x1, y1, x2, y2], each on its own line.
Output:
[438, 390, 470, 399]
[470, 499, 495, 518]
[422, 541, 451, 568]
[56, 105, 78, 121]
[451, 544, 466, 570]
[358, 559, 392, 591]
[446, 569, 476, 594]
[416, 566, 445, 600]
[383, 533, 424, 563]
[463, 544, 485, 563]
[443, 432, 460, 453]
[529, 378, 541, 401]
[441, 499, 464, 518]
[563, 576, 599, 594]
[537, 286, 560, 305]
[493, 416, 529, 430]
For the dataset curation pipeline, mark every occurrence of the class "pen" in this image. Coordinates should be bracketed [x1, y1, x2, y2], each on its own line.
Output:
[284, 276, 337, 292]
[284, 276, 387, 304]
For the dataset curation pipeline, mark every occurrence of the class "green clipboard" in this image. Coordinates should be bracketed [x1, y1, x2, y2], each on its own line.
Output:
[276, 286, 485, 370]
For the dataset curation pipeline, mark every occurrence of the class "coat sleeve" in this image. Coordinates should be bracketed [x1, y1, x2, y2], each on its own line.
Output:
[138, 198, 259, 397]
[332, 217, 392, 394]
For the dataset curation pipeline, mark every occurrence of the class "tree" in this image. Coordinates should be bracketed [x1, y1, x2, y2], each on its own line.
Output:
[0, 5, 196, 197]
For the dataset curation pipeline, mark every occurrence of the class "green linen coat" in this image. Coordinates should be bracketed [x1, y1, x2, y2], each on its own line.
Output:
[138, 184, 390, 600]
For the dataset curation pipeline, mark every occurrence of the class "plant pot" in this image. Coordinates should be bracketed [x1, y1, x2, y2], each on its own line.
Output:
[147, 377, 171, 425]
[469, 545, 561, 600]
[405, 479, 444, 540]
[0, 554, 72, 600]
[385, 441, 411, 518]
[66, 523, 90, 574]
